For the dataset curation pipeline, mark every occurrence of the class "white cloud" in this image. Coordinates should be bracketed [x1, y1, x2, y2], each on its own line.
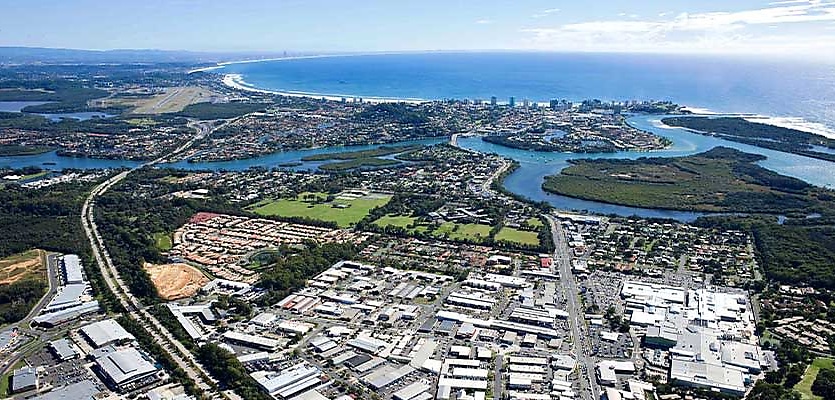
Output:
[475, 19, 493, 25]
[519, 0, 835, 57]
[532, 8, 560, 18]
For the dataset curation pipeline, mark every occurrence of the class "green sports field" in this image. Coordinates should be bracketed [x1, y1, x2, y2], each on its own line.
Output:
[251, 192, 391, 228]
[495, 227, 539, 246]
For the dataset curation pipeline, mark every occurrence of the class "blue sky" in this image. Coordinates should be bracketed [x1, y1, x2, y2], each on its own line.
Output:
[2, 0, 835, 57]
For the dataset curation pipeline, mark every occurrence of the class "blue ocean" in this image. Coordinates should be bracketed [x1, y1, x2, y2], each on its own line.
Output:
[221, 52, 835, 134]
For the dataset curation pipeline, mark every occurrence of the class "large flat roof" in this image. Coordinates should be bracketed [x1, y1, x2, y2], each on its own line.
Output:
[80, 319, 134, 348]
[12, 366, 37, 392]
[96, 347, 158, 385]
[49, 339, 78, 360]
[63, 254, 84, 284]
[30, 380, 98, 400]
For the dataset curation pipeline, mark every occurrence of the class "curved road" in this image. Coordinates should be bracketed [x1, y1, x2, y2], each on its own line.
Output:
[81, 122, 227, 399]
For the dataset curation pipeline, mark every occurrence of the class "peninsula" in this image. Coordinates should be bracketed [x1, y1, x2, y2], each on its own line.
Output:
[662, 116, 835, 162]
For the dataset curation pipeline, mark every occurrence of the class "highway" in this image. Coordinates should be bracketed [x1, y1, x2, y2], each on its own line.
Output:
[546, 214, 600, 400]
[19, 252, 59, 329]
[81, 121, 226, 399]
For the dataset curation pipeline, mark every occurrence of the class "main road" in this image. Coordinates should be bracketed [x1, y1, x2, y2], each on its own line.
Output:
[81, 121, 228, 399]
[546, 214, 600, 400]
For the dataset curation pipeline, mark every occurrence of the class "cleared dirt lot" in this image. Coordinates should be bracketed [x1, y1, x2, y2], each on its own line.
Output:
[144, 262, 210, 300]
[0, 249, 45, 285]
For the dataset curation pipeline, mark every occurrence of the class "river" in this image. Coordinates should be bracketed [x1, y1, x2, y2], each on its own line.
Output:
[0, 101, 115, 121]
[2, 114, 834, 222]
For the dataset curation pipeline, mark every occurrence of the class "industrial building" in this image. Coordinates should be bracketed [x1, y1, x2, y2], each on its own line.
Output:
[29, 380, 99, 400]
[11, 366, 38, 394]
[94, 347, 161, 392]
[49, 338, 79, 361]
[252, 363, 323, 399]
[80, 319, 135, 348]
[62, 254, 84, 284]
[166, 303, 215, 341]
[32, 300, 100, 328]
[222, 331, 281, 351]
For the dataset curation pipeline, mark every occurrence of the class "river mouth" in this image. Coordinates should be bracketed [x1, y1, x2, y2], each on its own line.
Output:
[2, 114, 834, 222]
[454, 114, 835, 221]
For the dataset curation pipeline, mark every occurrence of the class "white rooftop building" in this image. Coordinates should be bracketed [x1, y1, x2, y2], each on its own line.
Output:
[80, 319, 135, 348]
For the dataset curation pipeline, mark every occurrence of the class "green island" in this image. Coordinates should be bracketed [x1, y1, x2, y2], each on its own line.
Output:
[542, 146, 832, 214]
[0, 145, 54, 156]
[0, 83, 116, 114]
[662, 116, 835, 162]
[301, 144, 424, 161]
[249, 191, 392, 228]
[318, 157, 401, 171]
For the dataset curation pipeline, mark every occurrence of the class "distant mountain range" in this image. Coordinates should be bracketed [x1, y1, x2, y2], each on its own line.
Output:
[0, 46, 301, 65]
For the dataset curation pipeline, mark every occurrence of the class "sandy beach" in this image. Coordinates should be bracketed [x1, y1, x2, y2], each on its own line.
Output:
[743, 115, 835, 140]
[221, 73, 428, 104]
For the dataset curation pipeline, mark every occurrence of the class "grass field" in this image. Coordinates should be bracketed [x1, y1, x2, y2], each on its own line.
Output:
[434, 222, 493, 241]
[153, 232, 173, 251]
[495, 227, 540, 246]
[526, 217, 544, 228]
[125, 117, 159, 126]
[373, 215, 493, 242]
[372, 214, 542, 246]
[374, 215, 416, 228]
[372, 215, 430, 233]
[252, 192, 392, 228]
[0, 249, 45, 285]
[795, 358, 834, 400]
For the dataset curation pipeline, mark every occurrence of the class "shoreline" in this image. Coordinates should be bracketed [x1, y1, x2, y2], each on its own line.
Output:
[221, 73, 428, 104]
[210, 53, 835, 138]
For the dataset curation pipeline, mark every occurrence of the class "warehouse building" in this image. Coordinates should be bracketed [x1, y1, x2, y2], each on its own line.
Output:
[32, 301, 100, 328]
[252, 363, 323, 399]
[49, 338, 79, 361]
[11, 366, 38, 394]
[80, 319, 135, 348]
[222, 331, 281, 351]
[62, 254, 85, 284]
[94, 347, 161, 392]
[29, 380, 99, 400]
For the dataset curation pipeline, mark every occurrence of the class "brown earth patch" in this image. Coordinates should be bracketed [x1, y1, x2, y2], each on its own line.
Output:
[0, 249, 45, 285]
[144, 262, 210, 300]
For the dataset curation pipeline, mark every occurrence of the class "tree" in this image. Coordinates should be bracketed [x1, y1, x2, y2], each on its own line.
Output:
[784, 363, 806, 388]
[812, 368, 835, 400]
[746, 381, 800, 400]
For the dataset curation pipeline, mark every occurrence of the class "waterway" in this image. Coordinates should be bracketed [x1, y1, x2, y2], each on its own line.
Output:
[2, 114, 835, 222]
[456, 114, 835, 221]
[0, 101, 115, 121]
